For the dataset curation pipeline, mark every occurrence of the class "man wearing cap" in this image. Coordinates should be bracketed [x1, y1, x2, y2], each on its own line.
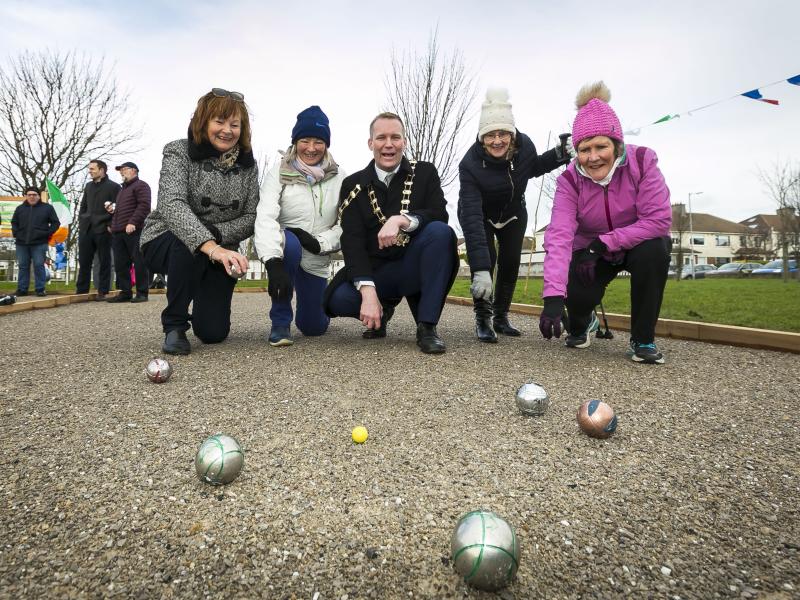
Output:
[76, 159, 120, 299]
[108, 162, 152, 303]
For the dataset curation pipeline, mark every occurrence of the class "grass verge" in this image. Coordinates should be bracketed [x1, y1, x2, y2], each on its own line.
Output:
[449, 277, 800, 333]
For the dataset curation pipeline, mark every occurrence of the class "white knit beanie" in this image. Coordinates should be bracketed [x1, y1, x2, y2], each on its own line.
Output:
[478, 88, 515, 139]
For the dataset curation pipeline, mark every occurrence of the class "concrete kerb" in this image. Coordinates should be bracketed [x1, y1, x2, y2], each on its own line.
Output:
[446, 296, 800, 354]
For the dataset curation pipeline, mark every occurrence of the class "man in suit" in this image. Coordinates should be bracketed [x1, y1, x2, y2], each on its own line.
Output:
[323, 112, 457, 354]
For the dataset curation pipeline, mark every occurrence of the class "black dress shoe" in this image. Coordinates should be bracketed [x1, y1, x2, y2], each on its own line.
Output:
[162, 329, 191, 355]
[416, 322, 446, 354]
[363, 304, 394, 339]
[94, 292, 108, 302]
[106, 294, 132, 303]
[131, 295, 148, 303]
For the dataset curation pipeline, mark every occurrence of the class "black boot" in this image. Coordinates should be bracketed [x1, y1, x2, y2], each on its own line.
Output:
[493, 280, 522, 336]
[473, 297, 498, 343]
[363, 303, 395, 339]
[416, 322, 446, 354]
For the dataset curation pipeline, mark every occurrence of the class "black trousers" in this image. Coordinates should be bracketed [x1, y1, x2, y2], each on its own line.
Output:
[112, 231, 149, 297]
[482, 209, 528, 315]
[142, 231, 236, 343]
[76, 229, 112, 294]
[327, 221, 456, 325]
[566, 237, 671, 344]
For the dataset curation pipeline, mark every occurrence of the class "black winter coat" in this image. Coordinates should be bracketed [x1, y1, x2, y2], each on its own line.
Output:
[78, 176, 121, 235]
[11, 201, 60, 245]
[337, 157, 449, 280]
[457, 131, 565, 273]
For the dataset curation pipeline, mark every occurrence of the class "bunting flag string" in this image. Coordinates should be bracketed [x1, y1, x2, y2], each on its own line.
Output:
[625, 73, 799, 135]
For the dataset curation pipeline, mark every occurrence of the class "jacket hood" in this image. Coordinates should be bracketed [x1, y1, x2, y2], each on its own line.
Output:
[186, 126, 255, 168]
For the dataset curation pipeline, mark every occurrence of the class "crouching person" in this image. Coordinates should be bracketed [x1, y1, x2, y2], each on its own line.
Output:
[323, 112, 458, 354]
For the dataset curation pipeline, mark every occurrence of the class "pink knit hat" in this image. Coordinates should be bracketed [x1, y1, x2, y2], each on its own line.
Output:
[571, 82, 623, 147]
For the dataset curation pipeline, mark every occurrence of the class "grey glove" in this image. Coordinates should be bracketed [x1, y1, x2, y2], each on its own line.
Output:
[470, 270, 493, 300]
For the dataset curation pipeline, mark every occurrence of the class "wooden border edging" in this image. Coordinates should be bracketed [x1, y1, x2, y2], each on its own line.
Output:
[446, 296, 800, 354]
[4, 291, 796, 353]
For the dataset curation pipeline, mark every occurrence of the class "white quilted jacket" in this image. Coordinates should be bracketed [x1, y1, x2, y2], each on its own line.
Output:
[254, 151, 345, 278]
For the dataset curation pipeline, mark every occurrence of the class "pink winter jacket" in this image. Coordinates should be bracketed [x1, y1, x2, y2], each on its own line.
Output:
[543, 145, 671, 298]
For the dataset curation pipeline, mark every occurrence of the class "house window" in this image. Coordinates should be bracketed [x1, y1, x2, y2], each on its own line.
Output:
[671, 236, 680, 245]
[691, 236, 704, 245]
[716, 235, 730, 247]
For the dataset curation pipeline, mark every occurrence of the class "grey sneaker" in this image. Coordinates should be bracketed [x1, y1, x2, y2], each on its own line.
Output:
[565, 312, 600, 349]
[629, 340, 665, 364]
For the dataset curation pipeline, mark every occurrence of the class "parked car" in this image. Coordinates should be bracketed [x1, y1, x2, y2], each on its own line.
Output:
[705, 262, 763, 278]
[750, 259, 798, 276]
[671, 264, 717, 279]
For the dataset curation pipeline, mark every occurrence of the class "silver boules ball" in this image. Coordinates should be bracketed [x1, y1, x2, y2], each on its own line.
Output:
[451, 510, 520, 591]
[146, 358, 173, 383]
[515, 382, 549, 416]
[195, 434, 244, 485]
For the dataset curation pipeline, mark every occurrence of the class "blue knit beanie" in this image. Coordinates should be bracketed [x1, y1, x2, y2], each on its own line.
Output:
[291, 105, 331, 147]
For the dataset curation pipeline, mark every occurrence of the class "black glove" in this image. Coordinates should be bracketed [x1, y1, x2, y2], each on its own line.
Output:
[265, 258, 293, 301]
[286, 228, 321, 255]
[574, 238, 607, 287]
[539, 296, 565, 339]
[554, 133, 575, 164]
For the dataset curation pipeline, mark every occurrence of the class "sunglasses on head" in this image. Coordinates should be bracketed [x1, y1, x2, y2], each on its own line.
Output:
[211, 88, 244, 102]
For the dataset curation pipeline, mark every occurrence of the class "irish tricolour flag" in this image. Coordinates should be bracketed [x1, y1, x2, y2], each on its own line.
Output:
[45, 178, 71, 244]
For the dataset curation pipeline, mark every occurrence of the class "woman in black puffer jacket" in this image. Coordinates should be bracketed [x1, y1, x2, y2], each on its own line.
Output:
[457, 88, 570, 342]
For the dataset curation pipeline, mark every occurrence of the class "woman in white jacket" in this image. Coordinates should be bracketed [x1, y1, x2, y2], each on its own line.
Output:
[254, 106, 345, 346]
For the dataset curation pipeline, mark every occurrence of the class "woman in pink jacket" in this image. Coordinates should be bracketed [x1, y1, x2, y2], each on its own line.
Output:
[540, 82, 672, 364]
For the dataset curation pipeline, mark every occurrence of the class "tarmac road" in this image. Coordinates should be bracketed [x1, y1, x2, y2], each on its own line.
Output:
[1, 293, 797, 599]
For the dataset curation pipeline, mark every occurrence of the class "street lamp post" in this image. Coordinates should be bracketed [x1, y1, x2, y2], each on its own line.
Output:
[687, 191, 703, 274]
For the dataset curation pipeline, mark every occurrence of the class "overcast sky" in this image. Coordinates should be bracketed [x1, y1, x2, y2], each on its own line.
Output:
[1, 0, 798, 233]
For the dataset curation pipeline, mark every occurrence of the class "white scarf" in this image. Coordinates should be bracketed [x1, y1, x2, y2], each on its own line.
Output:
[577, 154, 624, 187]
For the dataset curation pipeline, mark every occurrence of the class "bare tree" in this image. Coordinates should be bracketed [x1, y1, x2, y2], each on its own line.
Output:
[384, 28, 477, 190]
[0, 50, 141, 249]
[758, 160, 800, 281]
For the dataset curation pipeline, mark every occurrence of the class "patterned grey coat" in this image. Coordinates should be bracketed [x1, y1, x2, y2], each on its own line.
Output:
[140, 139, 259, 252]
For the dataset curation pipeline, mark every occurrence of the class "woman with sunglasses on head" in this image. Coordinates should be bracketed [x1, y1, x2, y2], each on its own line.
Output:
[140, 88, 259, 355]
[458, 88, 571, 343]
[253, 105, 346, 347]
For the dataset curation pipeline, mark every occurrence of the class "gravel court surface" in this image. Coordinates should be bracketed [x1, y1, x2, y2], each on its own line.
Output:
[1, 293, 798, 599]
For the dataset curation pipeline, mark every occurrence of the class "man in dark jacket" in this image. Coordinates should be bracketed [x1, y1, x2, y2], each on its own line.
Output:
[323, 112, 458, 354]
[76, 159, 120, 299]
[107, 162, 152, 303]
[11, 186, 60, 296]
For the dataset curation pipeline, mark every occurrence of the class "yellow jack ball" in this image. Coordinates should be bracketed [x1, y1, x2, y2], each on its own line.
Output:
[352, 426, 368, 444]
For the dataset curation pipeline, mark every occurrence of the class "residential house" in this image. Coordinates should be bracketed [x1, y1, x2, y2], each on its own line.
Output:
[738, 210, 800, 261]
[669, 203, 749, 266]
